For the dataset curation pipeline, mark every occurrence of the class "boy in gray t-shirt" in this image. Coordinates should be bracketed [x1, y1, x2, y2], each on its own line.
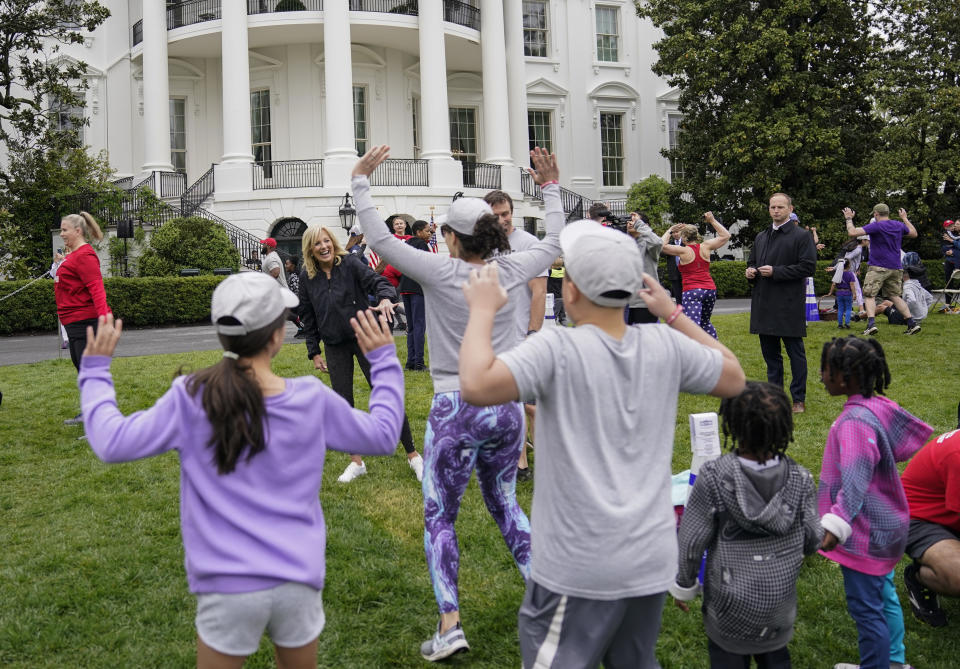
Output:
[458, 221, 746, 668]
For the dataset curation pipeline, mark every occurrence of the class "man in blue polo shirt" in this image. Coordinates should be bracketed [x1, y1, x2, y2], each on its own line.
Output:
[843, 203, 921, 335]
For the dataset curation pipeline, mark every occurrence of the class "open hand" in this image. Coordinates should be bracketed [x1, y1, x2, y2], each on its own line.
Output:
[462, 263, 508, 312]
[352, 145, 390, 178]
[83, 313, 123, 359]
[898, 207, 909, 221]
[373, 299, 399, 320]
[351, 309, 394, 355]
[527, 147, 559, 185]
[842, 207, 855, 221]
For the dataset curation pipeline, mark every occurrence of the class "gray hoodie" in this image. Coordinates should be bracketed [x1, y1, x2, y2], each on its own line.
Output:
[672, 453, 822, 655]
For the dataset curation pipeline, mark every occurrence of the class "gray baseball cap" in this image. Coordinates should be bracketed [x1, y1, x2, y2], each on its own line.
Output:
[560, 220, 644, 308]
[438, 197, 494, 235]
[211, 272, 299, 336]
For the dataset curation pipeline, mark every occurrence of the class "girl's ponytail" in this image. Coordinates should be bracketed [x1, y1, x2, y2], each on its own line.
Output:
[79, 211, 104, 241]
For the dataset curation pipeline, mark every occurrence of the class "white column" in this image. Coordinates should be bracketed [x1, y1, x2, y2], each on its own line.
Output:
[479, 0, 512, 167]
[418, 0, 462, 188]
[141, 0, 173, 173]
[323, 0, 356, 188]
[504, 0, 529, 168]
[215, 2, 254, 193]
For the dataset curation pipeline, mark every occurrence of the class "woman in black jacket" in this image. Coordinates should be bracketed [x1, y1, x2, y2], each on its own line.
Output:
[299, 225, 423, 483]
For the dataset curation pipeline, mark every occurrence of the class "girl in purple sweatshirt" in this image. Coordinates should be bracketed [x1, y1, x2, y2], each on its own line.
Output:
[78, 272, 405, 668]
[818, 336, 932, 669]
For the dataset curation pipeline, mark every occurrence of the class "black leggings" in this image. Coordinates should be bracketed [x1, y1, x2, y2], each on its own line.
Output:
[63, 318, 99, 372]
[324, 338, 416, 454]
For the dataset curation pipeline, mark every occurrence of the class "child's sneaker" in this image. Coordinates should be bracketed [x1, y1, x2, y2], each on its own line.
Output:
[904, 562, 947, 626]
[862, 325, 879, 336]
[420, 621, 469, 661]
[904, 323, 921, 335]
[337, 461, 367, 483]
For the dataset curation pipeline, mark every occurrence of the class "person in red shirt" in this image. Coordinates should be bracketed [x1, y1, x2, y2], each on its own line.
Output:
[901, 417, 960, 627]
[55, 211, 111, 425]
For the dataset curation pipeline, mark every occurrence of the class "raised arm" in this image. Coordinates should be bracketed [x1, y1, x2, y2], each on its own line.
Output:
[700, 212, 731, 252]
[501, 148, 564, 281]
[351, 146, 450, 283]
[843, 207, 867, 238]
[660, 226, 695, 262]
[900, 208, 917, 239]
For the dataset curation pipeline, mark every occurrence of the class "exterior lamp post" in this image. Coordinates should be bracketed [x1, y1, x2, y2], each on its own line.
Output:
[338, 192, 356, 232]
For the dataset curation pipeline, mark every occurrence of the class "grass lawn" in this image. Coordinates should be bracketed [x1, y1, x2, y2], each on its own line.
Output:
[1, 312, 958, 668]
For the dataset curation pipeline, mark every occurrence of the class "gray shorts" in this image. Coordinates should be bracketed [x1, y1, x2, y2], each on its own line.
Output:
[195, 582, 325, 656]
[905, 518, 960, 561]
[518, 580, 665, 669]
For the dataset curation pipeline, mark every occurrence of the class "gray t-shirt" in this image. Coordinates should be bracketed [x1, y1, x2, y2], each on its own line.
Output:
[353, 176, 564, 393]
[261, 251, 287, 288]
[503, 228, 548, 342]
[500, 324, 722, 599]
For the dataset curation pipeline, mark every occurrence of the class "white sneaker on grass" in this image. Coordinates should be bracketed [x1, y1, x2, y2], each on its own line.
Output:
[420, 621, 469, 661]
[337, 461, 367, 483]
[408, 454, 424, 482]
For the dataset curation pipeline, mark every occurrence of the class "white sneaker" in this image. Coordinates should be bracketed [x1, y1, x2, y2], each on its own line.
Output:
[337, 461, 367, 483]
[408, 454, 424, 482]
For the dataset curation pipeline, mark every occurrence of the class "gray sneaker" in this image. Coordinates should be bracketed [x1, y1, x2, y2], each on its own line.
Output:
[63, 413, 83, 426]
[420, 621, 469, 662]
[862, 325, 879, 336]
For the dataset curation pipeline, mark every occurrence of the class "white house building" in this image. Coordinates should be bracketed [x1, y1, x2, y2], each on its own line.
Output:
[45, 0, 685, 262]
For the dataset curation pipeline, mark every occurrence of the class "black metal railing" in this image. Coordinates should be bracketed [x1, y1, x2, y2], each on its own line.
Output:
[132, 19, 143, 46]
[606, 200, 628, 217]
[370, 159, 428, 186]
[443, 0, 479, 30]
[247, 0, 323, 14]
[252, 160, 324, 190]
[168, 0, 221, 30]
[349, 0, 418, 15]
[111, 175, 136, 191]
[160, 171, 187, 198]
[461, 161, 501, 190]
[181, 165, 216, 215]
[520, 168, 598, 220]
[194, 207, 263, 269]
[520, 169, 543, 201]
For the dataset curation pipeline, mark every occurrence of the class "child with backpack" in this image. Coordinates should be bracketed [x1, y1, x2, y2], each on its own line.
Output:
[78, 272, 405, 668]
[818, 336, 933, 669]
[670, 381, 822, 668]
[825, 259, 857, 329]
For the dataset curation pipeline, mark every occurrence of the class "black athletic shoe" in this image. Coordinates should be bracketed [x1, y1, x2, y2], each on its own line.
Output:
[516, 467, 532, 482]
[904, 562, 947, 627]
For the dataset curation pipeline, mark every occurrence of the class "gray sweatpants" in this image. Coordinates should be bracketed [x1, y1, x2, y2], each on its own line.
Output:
[518, 580, 665, 669]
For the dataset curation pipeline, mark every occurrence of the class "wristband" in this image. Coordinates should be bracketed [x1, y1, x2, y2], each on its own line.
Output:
[542, 180, 559, 187]
[527, 329, 539, 336]
[665, 304, 683, 326]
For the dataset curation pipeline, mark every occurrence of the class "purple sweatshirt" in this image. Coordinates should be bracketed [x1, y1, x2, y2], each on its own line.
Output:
[818, 394, 933, 576]
[78, 345, 404, 594]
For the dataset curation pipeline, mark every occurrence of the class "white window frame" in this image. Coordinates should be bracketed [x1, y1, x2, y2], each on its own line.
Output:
[522, 0, 549, 59]
[595, 5, 621, 64]
[527, 108, 553, 155]
[449, 106, 479, 163]
[412, 95, 421, 159]
[251, 88, 272, 177]
[599, 111, 625, 188]
[169, 97, 187, 174]
[353, 85, 369, 157]
[668, 113, 685, 183]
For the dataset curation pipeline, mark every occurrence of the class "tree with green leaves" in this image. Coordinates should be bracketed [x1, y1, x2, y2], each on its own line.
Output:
[635, 0, 881, 246]
[870, 0, 960, 258]
[626, 174, 671, 229]
[0, 0, 110, 276]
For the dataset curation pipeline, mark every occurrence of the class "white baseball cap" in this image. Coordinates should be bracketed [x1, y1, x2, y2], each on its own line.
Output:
[560, 220, 644, 307]
[211, 272, 299, 336]
[349, 224, 362, 236]
[438, 198, 494, 235]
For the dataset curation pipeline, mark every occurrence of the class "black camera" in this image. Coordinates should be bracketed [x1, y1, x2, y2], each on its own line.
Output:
[596, 209, 632, 233]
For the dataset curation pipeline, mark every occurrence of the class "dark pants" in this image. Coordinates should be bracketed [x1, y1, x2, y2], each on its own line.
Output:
[707, 639, 790, 668]
[324, 338, 416, 454]
[402, 293, 425, 369]
[63, 318, 99, 372]
[626, 307, 658, 324]
[758, 334, 807, 403]
[670, 277, 684, 302]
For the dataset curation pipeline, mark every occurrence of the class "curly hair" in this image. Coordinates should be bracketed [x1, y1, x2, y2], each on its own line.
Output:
[820, 336, 891, 398]
[718, 381, 793, 464]
[443, 214, 509, 260]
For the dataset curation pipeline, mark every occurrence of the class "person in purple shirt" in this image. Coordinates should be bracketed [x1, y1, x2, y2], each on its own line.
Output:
[843, 203, 921, 336]
[77, 272, 405, 669]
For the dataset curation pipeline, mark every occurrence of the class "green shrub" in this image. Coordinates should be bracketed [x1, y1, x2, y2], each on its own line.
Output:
[0, 275, 226, 334]
[138, 217, 240, 277]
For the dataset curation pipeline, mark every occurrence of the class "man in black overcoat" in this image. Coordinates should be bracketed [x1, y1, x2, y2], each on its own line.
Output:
[745, 193, 817, 413]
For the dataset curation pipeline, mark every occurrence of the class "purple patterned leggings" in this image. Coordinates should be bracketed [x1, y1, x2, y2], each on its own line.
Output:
[681, 288, 718, 339]
[422, 392, 532, 613]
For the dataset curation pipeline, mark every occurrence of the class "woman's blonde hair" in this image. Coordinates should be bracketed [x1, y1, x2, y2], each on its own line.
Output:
[678, 224, 701, 244]
[301, 225, 347, 279]
[62, 211, 104, 242]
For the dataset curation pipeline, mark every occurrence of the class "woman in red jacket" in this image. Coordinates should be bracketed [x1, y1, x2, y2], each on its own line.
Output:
[56, 211, 111, 425]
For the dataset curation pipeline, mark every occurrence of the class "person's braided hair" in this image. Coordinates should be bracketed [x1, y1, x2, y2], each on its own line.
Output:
[819, 335, 890, 398]
[718, 381, 793, 464]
